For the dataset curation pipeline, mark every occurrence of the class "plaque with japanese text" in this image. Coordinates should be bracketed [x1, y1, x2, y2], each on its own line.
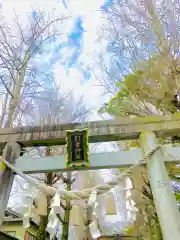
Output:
[66, 128, 89, 168]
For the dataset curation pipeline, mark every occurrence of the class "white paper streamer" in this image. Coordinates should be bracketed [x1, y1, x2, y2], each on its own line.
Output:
[50, 192, 62, 214]
[23, 184, 38, 229]
[48, 208, 56, 223]
[23, 217, 30, 229]
[88, 191, 97, 207]
[89, 220, 101, 239]
[46, 208, 59, 238]
[46, 218, 58, 239]
[23, 199, 34, 229]
[24, 199, 33, 215]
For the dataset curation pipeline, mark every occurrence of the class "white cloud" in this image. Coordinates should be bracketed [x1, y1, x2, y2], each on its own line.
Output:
[1, 0, 109, 114]
[53, 62, 111, 120]
[68, 0, 104, 15]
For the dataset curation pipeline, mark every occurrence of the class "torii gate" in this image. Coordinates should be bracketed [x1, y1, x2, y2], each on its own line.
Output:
[1, 115, 180, 240]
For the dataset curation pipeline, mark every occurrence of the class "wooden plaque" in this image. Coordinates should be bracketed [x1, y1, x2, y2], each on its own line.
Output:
[66, 128, 89, 169]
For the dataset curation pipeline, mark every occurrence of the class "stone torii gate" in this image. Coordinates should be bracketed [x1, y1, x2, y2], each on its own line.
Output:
[1, 115, 180, 240]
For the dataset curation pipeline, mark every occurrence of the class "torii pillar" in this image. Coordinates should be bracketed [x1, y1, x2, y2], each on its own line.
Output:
[0, 141, 21, 226]
[140, 131, 180, 240]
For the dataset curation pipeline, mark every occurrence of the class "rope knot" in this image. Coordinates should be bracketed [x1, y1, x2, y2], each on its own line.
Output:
[144, 144, 161, 160]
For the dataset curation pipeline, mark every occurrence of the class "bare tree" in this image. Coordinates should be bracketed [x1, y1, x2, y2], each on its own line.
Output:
[0, 6, 71, 239]
[99, 0, 180, 109]
[0, 8, 69, 128]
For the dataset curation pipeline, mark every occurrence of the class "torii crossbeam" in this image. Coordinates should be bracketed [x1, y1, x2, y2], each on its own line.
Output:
[0, 114, 179, 148]
[15, 146, 180, 173]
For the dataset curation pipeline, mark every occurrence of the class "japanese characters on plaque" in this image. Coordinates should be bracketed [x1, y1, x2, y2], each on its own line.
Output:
[66, 129, 89, 169]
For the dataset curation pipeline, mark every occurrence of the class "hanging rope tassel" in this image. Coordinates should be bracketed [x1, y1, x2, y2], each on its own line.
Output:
[37, 194, 48, 216]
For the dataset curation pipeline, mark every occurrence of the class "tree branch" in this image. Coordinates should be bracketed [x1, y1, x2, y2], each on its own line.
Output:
[56, 213, 64, 224]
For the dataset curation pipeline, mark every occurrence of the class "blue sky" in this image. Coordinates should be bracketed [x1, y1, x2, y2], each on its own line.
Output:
[46, 0, 111, 81]
[0, 0, 113, 122]
[102, 0, 113, 10]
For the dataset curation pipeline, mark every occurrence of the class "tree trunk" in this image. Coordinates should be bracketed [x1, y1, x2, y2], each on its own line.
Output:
[37, 216, 47, 240]
[37, 172, 52, 240]
[5, 55, 28, 128]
